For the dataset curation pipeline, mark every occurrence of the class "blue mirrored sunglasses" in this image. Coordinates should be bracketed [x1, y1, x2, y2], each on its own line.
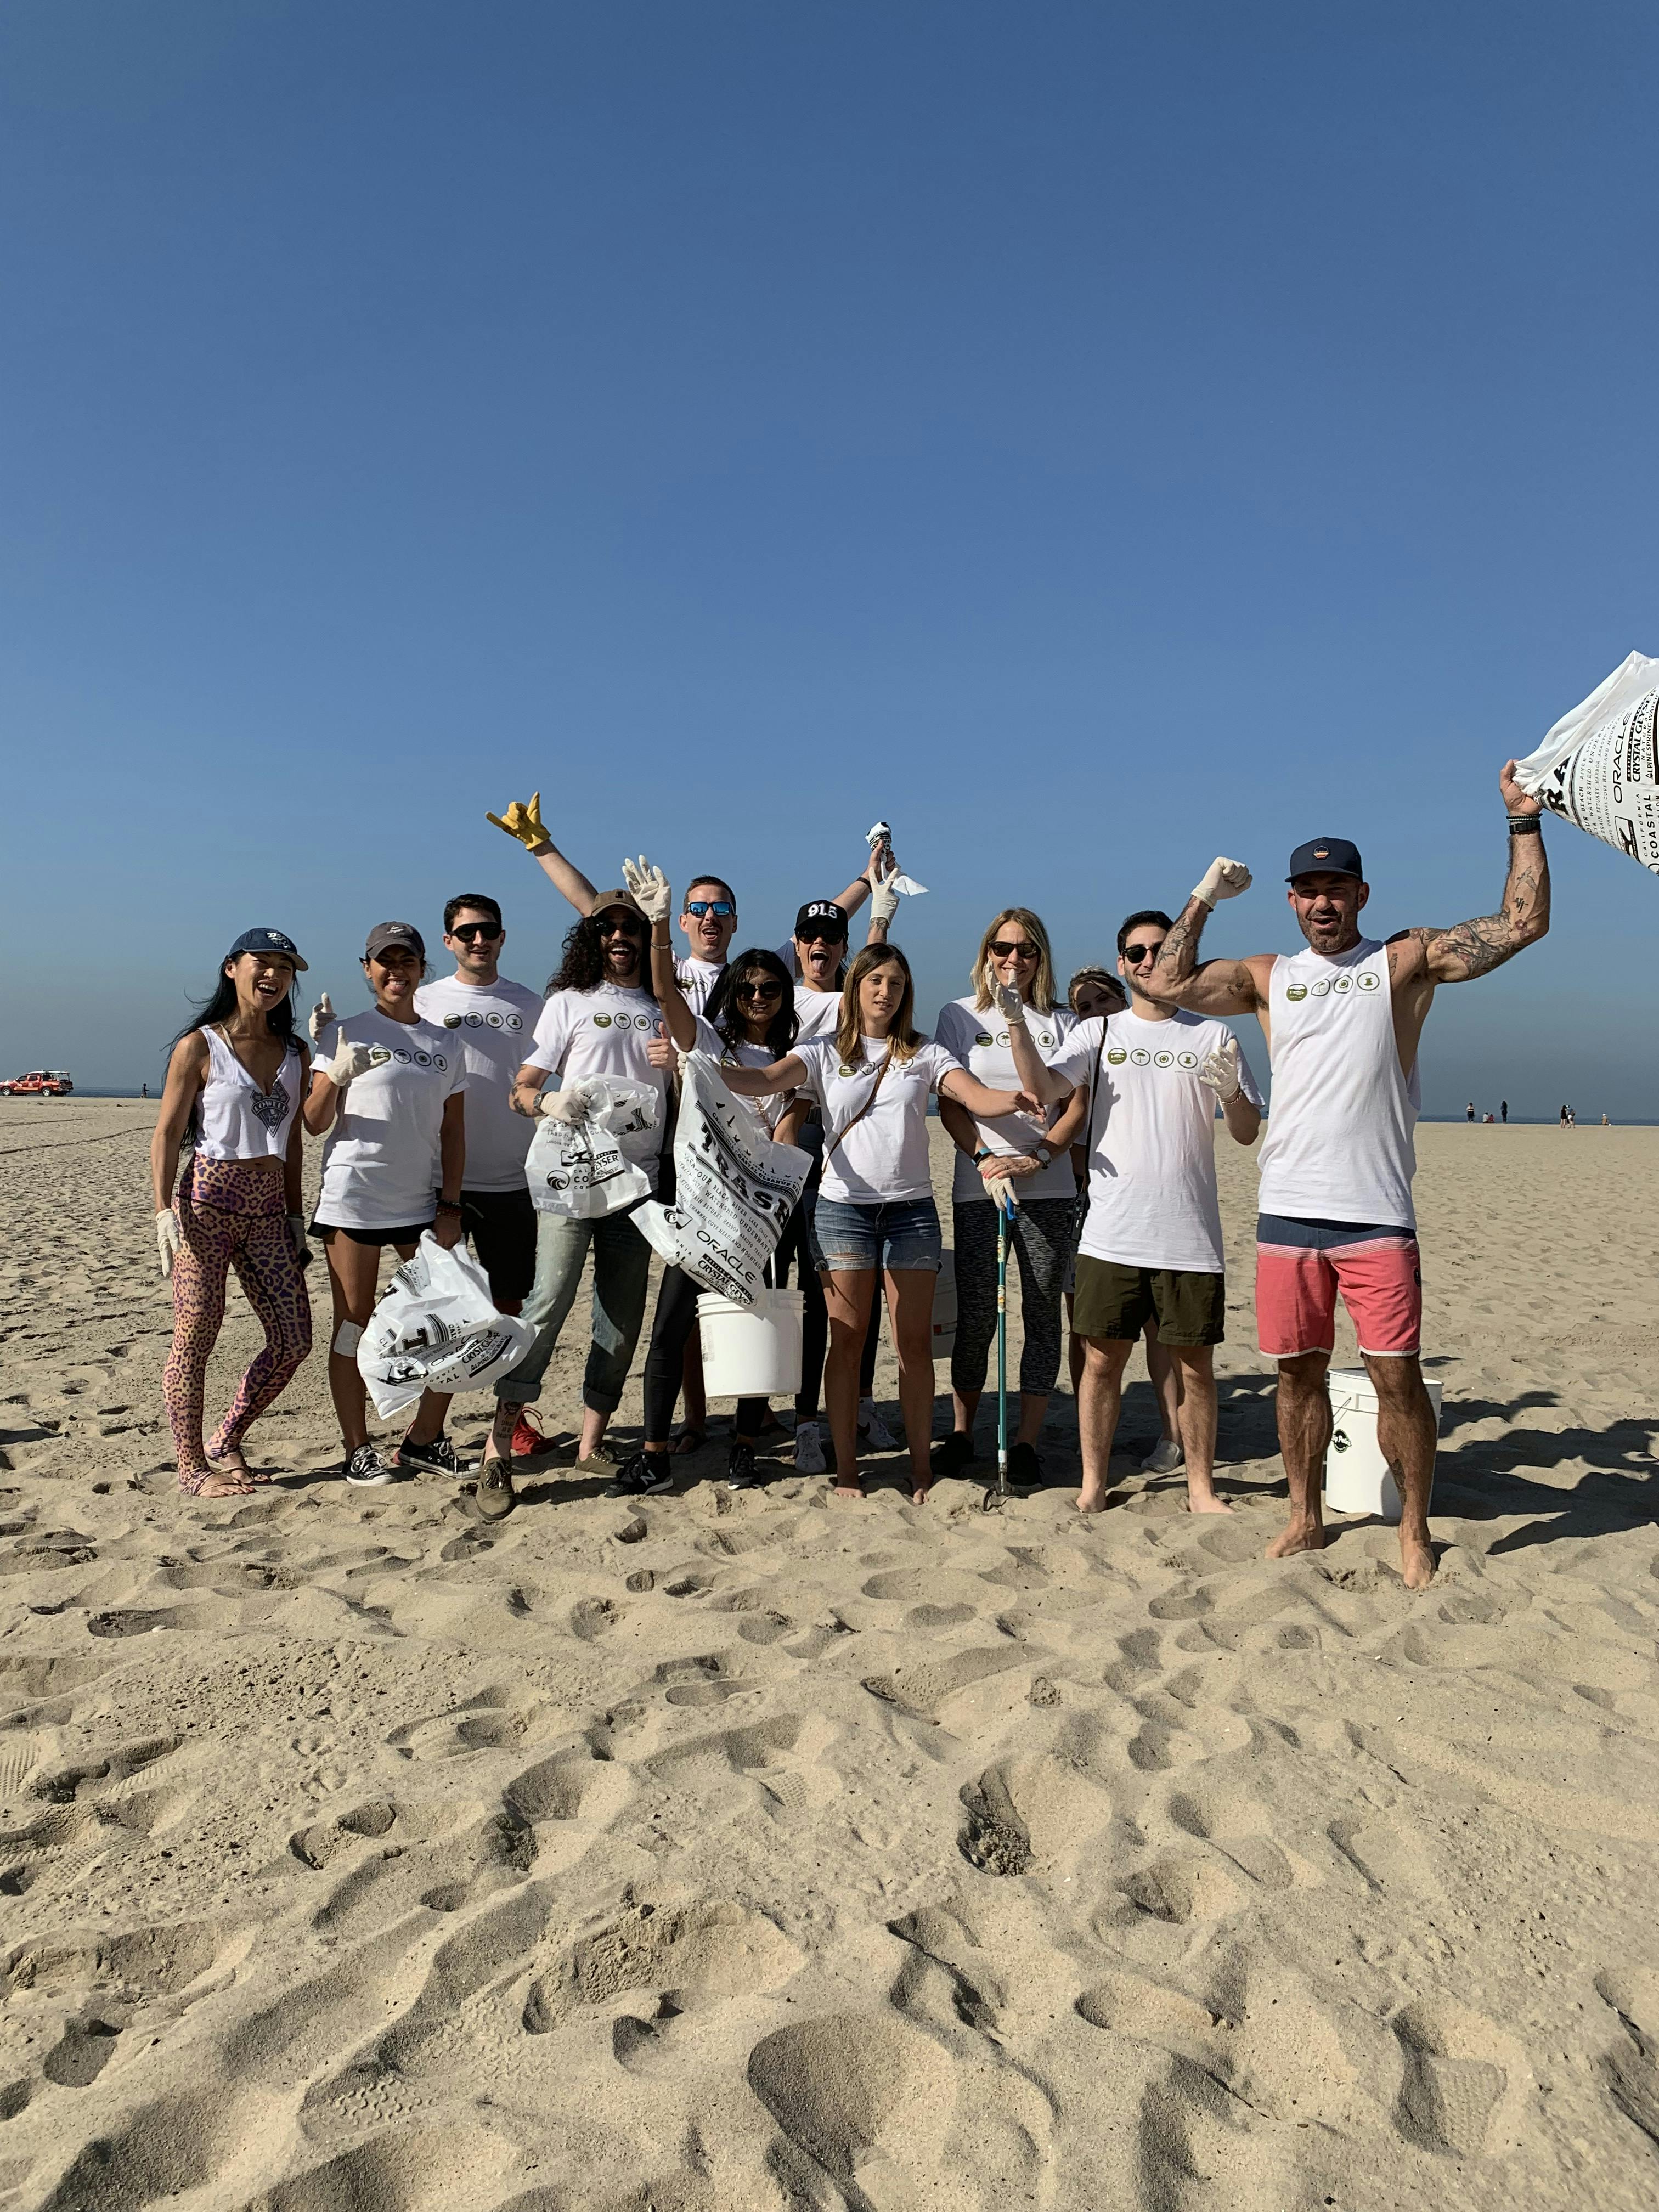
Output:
[685, 900, 735, 918]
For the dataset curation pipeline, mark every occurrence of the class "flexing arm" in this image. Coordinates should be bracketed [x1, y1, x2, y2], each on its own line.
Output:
[486, 792, 599, 915]
[1142, 859, 1263, 1014]
[1408, 763, 1550, 984]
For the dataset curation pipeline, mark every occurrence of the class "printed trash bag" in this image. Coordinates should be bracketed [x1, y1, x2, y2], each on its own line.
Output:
[1513, 652, 1659, 874]
[635, 1051, 810, 1304]
[525, 1078, 659, 1218]
[357, 1233, 535, 1418]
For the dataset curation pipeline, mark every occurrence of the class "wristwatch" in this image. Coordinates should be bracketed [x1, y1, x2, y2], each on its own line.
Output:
[973, 1147, 991, 1164]
[1034, 1143, 1053, 1166]
[436, 1198, 464, 1216]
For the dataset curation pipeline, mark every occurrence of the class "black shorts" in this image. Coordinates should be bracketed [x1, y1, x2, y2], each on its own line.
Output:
[460, 1188, 538, 1304]
[311, 1217, 433, 1249]
[1071, 1255, 1226, 1347]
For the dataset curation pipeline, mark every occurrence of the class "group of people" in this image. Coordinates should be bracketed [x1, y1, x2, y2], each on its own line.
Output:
[150, 759, 1551, 1587]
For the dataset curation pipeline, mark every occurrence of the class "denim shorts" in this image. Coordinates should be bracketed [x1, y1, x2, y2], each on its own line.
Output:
[809, 1195, 943, 1274]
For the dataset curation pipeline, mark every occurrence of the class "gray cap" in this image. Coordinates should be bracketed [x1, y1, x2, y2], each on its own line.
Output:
[363, 920, 426, 961]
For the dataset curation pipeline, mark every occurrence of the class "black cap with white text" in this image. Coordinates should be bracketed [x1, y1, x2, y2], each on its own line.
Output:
[794, 900, 849, 939]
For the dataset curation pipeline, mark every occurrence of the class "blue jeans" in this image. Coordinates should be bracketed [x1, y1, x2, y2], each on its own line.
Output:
[495, 1209, 653, 1415]
[809, 1195, 942, 1274]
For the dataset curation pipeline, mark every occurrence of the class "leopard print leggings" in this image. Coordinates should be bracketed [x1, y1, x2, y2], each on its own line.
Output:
[162, 1156, 312, 1489]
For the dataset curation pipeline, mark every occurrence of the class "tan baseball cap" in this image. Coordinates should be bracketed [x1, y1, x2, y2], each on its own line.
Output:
[588, 888, 644, 920]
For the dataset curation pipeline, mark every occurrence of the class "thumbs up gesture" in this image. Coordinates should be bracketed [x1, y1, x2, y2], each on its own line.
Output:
[486, 792, 551, 853]
[324, 1037, 377, 1088]
[308, 992, 335, 1045]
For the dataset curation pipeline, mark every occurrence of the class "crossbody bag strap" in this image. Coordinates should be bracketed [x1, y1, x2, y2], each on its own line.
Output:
[1074, 1023, 1109, 1226]
[822, 1049, 895, 1164]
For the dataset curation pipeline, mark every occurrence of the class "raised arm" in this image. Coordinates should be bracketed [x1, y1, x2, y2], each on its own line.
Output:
[1142, 858, 1266, 1015]
[1403, 763, 1550, 985]
[487, 791, 599, 916]
[985, 986, 1072, 1105]
[625, 857, 698, 1051]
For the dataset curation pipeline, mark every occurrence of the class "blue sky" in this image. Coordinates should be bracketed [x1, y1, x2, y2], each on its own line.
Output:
[3, 1, 1656, 1114]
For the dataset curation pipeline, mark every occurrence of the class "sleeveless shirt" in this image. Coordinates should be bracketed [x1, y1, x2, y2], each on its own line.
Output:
[194, 1029, 302, 1161]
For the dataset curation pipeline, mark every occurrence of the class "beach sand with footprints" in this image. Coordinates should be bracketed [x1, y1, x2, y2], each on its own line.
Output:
[2, 1096, 1658, 2209]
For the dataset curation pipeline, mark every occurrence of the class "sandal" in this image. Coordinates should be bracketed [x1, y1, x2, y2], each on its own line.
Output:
[668, 1426, 708, 1457]
[178, 1464, 257, 1499]
[207, 1442, 271, 1486]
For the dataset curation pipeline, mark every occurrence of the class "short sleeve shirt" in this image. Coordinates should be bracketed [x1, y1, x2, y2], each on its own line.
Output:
[525, 984, 669, 1186]
[316, 1012, 467, 1232]
[413, 975, 540, 1192]
[932, 997, 1079, 1203]
[794, 1036, 960, 1205]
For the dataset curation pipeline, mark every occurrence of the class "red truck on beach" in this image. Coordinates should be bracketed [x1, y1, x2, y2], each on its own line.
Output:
[0, 1071, 74, 1097]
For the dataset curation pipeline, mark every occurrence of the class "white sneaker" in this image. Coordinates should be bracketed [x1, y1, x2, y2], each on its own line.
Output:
[1141, 1439, 1183, 1475]
[794, 1420, 827, 1475]
[859, 1398, 898, 1451]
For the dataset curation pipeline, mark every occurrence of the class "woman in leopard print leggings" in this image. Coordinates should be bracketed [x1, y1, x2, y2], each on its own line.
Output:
[151, 930, 315, 1499]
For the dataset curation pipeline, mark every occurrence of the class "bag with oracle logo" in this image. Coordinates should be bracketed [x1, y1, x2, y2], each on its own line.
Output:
[525, 1078, 659, 1218]
[635, 1051, 810, 1302]
[357, 1233, 534, 1418]
[1513, 652, 1659, 874]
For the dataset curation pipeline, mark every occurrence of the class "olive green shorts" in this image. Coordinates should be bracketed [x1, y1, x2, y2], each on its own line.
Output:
[1071, 1255, 1226, 1347]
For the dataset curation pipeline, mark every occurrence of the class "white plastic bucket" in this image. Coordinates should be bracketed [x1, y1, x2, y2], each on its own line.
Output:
[697, 1290, 804, 1398]
[932, 1249, 957, 1361]
[1323, 1367, 1444, 1522]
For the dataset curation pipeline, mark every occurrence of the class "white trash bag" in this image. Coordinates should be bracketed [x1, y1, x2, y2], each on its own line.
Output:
[1513, 652, 1659, 873]
[525, 1077, 659, 1219]
[357, 1233, 535, 1419]
[636, 1051, 810, 1304]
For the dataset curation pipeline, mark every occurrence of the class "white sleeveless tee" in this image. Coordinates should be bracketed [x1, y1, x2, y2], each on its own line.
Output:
[1256, 938, 1419, 1229]
[195, 1028, 302, 1160]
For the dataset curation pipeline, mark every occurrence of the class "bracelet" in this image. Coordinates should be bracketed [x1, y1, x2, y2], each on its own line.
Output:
[435, 1198, 464, 1216]
[1508, 817, 1543, 836]
[973, 1147, 991, 1163]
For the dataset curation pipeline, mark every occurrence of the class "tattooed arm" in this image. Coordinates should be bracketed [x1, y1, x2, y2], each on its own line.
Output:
[1141, 896, 1268, 1017]
[1401, 762, 1551, 986]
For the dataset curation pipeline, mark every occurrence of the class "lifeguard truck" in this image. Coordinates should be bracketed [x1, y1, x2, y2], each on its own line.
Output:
[0, 1070, 74, 1097]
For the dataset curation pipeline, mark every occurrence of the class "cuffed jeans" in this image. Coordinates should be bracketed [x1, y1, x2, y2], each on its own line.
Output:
[495, 1209, 653, 1415]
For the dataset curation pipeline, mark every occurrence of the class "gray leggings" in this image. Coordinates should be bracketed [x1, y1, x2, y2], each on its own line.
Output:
[950, 1195, 1077, 1401]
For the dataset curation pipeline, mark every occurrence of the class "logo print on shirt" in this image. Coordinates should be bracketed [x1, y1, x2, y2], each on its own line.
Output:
[506, 1014, 523, 1029]
[975, 1032, 993, 1047]
[593, 1014, 613, 1028]
[1130, 1048, 1152, 1066]
[444, 1014, 462, 1028]
[1333, 974, 1354, 993]
[1357, 972, 1381, 992]
[1107, 1047, 1127, 1064]
[393, 1049, 412, 1064]
[1286, 984, 1308, 1001]
[1177, 1051, 1198, 1069]
[1154, 1051, 1174, 1068]
[838, 1064, 854, 1078]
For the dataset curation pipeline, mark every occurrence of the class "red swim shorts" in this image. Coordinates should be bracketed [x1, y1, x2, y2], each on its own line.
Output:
[1255, 1214, 1421, 1358]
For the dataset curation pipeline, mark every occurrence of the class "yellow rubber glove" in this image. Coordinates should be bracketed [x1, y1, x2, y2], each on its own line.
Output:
[486, 791, 551, 853]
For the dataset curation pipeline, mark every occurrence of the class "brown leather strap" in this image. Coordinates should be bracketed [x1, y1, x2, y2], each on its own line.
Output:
[822, 1049, 895, 1163]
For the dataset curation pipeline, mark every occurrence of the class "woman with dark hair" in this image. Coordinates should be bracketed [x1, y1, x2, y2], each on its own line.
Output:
[719, 943, 1037, 1503]
[150, 928, 314, 1499]
[303, 922, 468, 1490]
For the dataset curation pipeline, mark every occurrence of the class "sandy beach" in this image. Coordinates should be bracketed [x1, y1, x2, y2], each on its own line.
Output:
[2, 1096, 1657, 2210]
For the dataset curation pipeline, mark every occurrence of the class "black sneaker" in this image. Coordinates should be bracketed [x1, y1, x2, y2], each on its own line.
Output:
[343, 1444, 396, 1488]
[605, 1452, 674, 1499]
[929, 1431, 976, 1478]
[1006, 1441, 1043, 1491]
[396, 1432, 469, 1477]
[476, 1454, 516, 1520]
[726, 1439, 758, 1491]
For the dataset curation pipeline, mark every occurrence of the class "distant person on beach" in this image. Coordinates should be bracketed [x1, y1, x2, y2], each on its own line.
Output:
[1008, 911, 1265, 1516]
[151, 929, 313, 1499]
[303, 923, 469, 1493]
[1466, 1100, 1475, 1121]
[1501, 1099, 1508, 1123]
[1144, 765, 1550, 1588]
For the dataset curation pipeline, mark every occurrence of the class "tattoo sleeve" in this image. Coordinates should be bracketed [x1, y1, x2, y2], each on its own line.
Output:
[1424, 831, 1550, 983]
[1153, 896, 1209, 984]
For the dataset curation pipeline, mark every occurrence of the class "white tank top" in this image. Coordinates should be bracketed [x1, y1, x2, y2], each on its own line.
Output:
[195, 1029, 302, 1161]
[1256, 938, 1419, 1228]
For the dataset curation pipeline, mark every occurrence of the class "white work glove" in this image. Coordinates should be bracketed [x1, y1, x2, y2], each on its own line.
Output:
[991, 981, 1028, 1029]
[534, 1084, 588, 1123]
[1197, 1034, 1243, 1102]
[620, 856, 673, 926]
[325, 1037, 377, 1088]
[156, 1209, 181, 1278]
[867, 862, 900, 926]
[1191, 857, 1252, 909]
[287, 1214, 312, 1266]
[308, 992, 335, 1045]
[984, 1171, 1020, 1215]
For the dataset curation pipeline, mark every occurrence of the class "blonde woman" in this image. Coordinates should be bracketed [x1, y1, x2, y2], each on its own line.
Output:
[718, 944, 1034, 1502]
[932, 911, 1090, 1486]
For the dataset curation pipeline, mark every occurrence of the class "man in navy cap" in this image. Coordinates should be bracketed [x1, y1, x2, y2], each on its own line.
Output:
[1143, 765, 1551, 1587]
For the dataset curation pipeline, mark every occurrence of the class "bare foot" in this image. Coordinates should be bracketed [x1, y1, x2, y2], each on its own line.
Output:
[183, 1466, 256, 1499]
[910, 1479, 933, 1505]
[1184, 1487, 1232, 1515]
[1075, 1486, 1116, 1516]
[1266, 1515, 1325, 1559]
[1400, 1533, 1436, 1588]
[831, 1479, 866, 1503]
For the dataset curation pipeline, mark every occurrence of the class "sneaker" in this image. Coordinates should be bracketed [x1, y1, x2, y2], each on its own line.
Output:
[1006, 1441, 1043, 1490]
[605, 1452, 675, 1499]
[726, 1439, 758, 1491]
[929, 1430, 976, 1478]
[343, 1444, 396, 1488]
[396, 1432, 469, 1477]
[858, 1398, 898, 1452]
[476, 1454, 516, 1520]
[510, 1411, 553, 1461]
[1141, 1440, 1184, 1475]
[794, 1420, 827, 1476]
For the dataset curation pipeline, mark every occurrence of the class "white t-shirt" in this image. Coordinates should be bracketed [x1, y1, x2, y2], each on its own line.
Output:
[794, 1036, 960, 1206]
[933, 997, 1080, 1203]
[1051, 1009, 1263, 1273]
[676, 957, 725, 1016]
[524, 983, 669, 1191]
[694, 1017, 794, 1132]
[317, 1012, 467, 1232]
[413, 974, 540, 1192]
[774, 941, 844, 1042]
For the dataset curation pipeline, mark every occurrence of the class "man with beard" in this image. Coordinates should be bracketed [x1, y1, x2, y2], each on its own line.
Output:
[1142, 765, 1550, 1588]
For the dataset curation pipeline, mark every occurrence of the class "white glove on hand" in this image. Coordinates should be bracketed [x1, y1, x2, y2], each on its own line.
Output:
[287, 1213, 311, 1266]
[156, 1210, 181, 1278]
[1197, 1035, 1243, 1102]
[325, 1038, 377, 1088]
[621, 856, 673, 926]
[1192, 857, 1252, 909]
[534, 1084, 589, 1124]
[984, 1171, 1020, 1215]
[308, 992, 335, 1045]
[991, 981, 1028, 1029]
[867, 862, 901, 925]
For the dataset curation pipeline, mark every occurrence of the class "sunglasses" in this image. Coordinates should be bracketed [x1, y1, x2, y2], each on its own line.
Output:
[600, 918, 645, 939]
[736, 978, 782, 1001]
[448, 922, 502, 942]
[798, 929, 847, 947]
[1121, 941, 1165, 964]
[988, 940, 1038, 960]
[685, 900, 735, 918]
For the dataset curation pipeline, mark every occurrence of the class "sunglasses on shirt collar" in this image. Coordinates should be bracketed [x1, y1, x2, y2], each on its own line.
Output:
[685, 900, 735, 918]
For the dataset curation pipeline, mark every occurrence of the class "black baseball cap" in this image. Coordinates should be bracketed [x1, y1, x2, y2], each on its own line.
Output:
[1286, 838, 1363, 883]
[364, 920, 426, 961]
[226, 927, 307, 971]
[795, 900, 849, 940]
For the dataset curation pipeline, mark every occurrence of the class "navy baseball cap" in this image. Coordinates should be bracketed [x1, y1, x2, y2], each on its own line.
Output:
[795, 900, 849, 939]
[1286, 838, 1363, 883]
[226, 927, 307, 971]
